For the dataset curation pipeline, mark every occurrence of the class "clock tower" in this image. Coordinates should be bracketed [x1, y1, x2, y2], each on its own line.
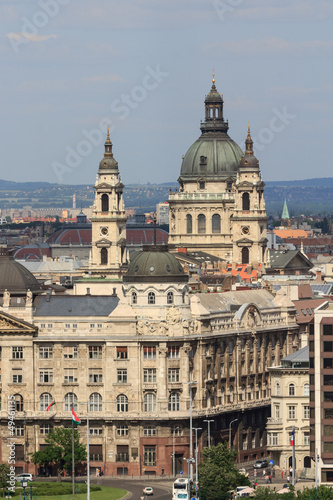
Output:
[90, 128, 128, 278]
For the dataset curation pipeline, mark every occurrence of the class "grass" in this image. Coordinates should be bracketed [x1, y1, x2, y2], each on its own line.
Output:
[11, 485, 127, 500]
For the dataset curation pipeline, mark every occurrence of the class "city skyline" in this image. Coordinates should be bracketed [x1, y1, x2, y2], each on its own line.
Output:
[1, 1, 332, 185]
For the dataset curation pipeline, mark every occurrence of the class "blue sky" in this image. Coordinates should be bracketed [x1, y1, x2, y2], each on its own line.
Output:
[1, 0, 332, 186]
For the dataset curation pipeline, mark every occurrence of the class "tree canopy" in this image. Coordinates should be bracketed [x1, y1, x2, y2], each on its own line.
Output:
[198, 442, 250, 500]
[31, 427, 86, 473]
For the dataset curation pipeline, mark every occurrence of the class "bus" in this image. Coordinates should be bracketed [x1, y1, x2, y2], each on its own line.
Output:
[172, 478, 191, 500]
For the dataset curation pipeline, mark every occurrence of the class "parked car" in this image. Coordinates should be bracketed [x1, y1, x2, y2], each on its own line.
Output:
[253, 459, 269, 469]
[143, 486, 154, 496]
[15, 473, 34, 482]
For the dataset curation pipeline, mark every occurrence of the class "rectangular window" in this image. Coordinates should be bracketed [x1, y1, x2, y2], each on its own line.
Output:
[39, 370, 53, 383]
[40, 424, 50, 436]
[117, 346, 128, 359]
[39, 346, 53, 359]
[117, 369, 127, 384]
[13, 426, 24, 436]
[64, 368, 77, 383]
[220, 363, 224, 376]
[304, 432, 310, 445]
[63, 346, 78, 359]
[168, 346, 180, 359]
[324, 408, 333, 419]
[144, 425, 156, 436]
[324, 342, 333, 352]
[324, 426, 333, 436]
[324, 374, 333, 386]
[116, 425, 129, 436]
[324, 442, 333, 453]
[324, 392, 333, 403]
[89, 346, 102, 359]
[168, 368, 180, 383]
[89, 370, 102, 383]
[324, 358, 333, 369]
[143, 346, 156, 359]
[303, 406, 310, 419]
[90, 428, 103, 436]
[97, 323, 103, 328]
[323, 325, 333, 336]
[65, 324, 70, 329]
[144, 368, 156, 383]
[12, 371, 23, 383]
[288, 406, 296, 419]
[144, 446, 156, 466]
[274, 405, 280, 419]
[12, 347, 23, 359]
[272, 433, 278, 446]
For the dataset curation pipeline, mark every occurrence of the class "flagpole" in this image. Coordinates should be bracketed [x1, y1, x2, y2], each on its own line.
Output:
[292, 426, 296, 487]
[86, 403, 90, 500]
[72, 402, 75, 500]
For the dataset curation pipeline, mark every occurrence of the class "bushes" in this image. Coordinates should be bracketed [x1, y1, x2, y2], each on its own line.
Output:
[11, 482, 101, 497]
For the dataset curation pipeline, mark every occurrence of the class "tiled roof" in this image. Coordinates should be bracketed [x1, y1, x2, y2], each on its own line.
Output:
[274, 229, 308, 239]
[282, 345, 309, 363]
[293, 297, 330, 324]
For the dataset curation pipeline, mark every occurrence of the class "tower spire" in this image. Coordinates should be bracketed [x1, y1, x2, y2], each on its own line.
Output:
[245, 121, 254, 155]
[104, 126, 113, 158]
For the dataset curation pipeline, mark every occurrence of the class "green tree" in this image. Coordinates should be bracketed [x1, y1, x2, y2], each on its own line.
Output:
[296, 485, 333, 500]
[198, 442, 250, 500]
[0, 463, 10, 496]
[30, 427, 86, 473]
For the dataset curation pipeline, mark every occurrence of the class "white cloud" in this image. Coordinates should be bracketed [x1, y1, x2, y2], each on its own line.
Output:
[81, 74, 124, 84]
[205, 38, 333, 55]
[5, 33, 57, 43]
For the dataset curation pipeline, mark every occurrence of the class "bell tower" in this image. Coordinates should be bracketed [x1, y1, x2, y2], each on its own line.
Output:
[232, 124, 268, 266]
[90, 128, 128, 278]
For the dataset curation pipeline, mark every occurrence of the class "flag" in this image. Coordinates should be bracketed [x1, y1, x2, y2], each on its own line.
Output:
[290, 429, 295, 447]
[72, 408, 81, 425]
[46, 401, 55, 412]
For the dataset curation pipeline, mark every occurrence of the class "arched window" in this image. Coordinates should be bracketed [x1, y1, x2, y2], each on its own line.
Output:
[212, 214, 221, 233]
[304, 456, 311, 468]
[14, 394, 23, 412]
[229, 386, 234, 404]
[89, 393, 102, 412]
[276, 383, 280, 396]
[144, 393, 156, 412]
[289, 383, 295, 396]
[148, 292, 155, 304]
[101, 194, 109, 212]
[101, 248, 108, 265]
[198, 214, 206, 234]
[168, 393, 180, 411]
[242, 247, 249, 264]
[304, 383, 309, 396]
[64, 393, 77, 412]
[186, 214, 192, 234]
[132, 291, 137, 304]
[242, 192, 250, 211]
[40, 393, 53, 411]
[167, 291, 174, 304]
[117, 394, 128, 412]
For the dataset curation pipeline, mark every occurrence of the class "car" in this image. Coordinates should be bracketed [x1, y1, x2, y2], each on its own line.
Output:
[143, 486, 154, 496]
[253, 459, 269, 469]
[15, 473, 34, 482]
[239, 468, 249, 478]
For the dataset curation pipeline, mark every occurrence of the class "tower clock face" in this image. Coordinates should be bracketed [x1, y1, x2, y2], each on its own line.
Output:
[100, 227, 109, 236]
[242, 226, 250, 235]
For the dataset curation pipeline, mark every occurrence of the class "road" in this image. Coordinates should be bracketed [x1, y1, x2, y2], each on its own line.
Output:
[100, 478, 172, 499]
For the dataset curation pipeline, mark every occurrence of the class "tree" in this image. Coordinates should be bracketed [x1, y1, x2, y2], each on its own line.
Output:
[31, 427, 86, 473]
[198, 442, 250, 500]
[0, 463, 10, 495]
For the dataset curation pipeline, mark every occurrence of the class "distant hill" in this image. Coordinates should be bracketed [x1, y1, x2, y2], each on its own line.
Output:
[0, 178, 332, 216]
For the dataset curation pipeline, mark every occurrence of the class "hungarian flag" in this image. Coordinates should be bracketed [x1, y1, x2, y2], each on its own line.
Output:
[46, 401, 55, 412]
[290, 429, 295, 447]
[72, 408, 81, 425]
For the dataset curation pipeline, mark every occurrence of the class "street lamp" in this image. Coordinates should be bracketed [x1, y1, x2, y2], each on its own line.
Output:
[183, 457, 195, 500]
[193, 427, 202, 488]
[229, 418, 238, 449]
[185, 380, 197, 481]
[203, 420, 214, 448]
[80, 402, 90, 500]
[172, 426, 180, 477]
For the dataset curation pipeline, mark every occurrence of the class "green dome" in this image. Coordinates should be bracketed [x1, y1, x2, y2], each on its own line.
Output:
[179, 78, 243, 180]
[180, 135, 243, 179]
[124, 246, 188, 283]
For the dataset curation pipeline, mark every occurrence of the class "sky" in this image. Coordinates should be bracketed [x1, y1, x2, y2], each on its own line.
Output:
[1, 0, 332, 186]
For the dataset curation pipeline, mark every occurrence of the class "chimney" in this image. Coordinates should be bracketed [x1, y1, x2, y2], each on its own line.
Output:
[111, 287, 117, 297]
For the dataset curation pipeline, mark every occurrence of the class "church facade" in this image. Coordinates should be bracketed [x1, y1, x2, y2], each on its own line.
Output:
[168, 76, 268, 266]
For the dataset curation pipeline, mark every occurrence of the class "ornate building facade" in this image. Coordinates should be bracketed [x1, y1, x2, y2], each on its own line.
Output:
[168, 76, 268, 266]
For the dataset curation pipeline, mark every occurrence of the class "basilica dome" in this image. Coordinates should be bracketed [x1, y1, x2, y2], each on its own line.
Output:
[179, 76, 243, 180]
[124, 245, 188, 283]
[0, 248, 41, 294]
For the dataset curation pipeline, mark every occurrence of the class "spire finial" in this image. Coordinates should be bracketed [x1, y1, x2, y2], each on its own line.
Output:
[107, 124, 110, 139]
[248, 121, 251, 134]
[212, 68, 215, 85]
[245, 121, 254, 155]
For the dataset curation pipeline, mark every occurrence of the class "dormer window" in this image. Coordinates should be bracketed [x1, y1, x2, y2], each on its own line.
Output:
[199, 156, 207, 166]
